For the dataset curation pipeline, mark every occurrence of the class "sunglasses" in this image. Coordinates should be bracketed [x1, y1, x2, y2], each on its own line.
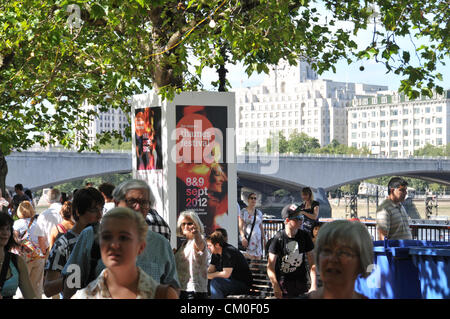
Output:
[181, 222, 194, 227]
[249, 197, 257, 200]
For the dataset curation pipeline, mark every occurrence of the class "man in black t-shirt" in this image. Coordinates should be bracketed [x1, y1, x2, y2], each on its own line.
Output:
[207, 231, 252, 298]
[267, 204, 316, 298]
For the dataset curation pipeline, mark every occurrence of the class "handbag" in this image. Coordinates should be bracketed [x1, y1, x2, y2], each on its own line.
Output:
[238, 210, 257, 251]
[19, 216, 43, 262]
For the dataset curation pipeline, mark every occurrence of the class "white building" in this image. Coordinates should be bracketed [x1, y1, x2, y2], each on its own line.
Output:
[347, 90, 450, 157]
[78, 102, 130, 147]
[234, 60, 387, 153]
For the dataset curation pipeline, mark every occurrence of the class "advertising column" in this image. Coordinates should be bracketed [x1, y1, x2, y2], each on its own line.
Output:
[132, 92, 236, 248]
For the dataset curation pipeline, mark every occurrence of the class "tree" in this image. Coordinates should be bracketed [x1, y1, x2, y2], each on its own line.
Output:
[287, 131, 320, 154]
[267, 131, 288, 154]
[316, 139, 372, 155]
[1, 0, 449, 202]
[414, 143, 448, 157]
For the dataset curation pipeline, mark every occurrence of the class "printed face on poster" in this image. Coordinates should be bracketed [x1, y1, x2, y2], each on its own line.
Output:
[135, 107, 163, 170]
[134, 106, 164, 216]
[176, 105, 228, 235]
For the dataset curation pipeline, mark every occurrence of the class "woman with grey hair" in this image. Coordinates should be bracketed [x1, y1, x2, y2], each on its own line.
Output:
[174, 210, 209, 299]
[306, 220, 373, 299]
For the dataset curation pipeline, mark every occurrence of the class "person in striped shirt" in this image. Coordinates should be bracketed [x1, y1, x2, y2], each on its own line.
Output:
[376, 177, 412, 240]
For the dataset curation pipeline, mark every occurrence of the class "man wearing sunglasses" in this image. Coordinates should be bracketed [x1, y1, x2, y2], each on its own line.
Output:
[267, 204, 316, 298]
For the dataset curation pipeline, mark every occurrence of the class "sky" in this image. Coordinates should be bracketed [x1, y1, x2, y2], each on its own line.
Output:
[197, 3, 450, 92]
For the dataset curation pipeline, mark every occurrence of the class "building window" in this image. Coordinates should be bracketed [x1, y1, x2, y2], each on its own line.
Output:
[437, 138, 443, 145]
[425, 128, 431, 135]
[414, 129, 420, 135]
[437, 117, 443, 124]
[437, 127, 442, 134]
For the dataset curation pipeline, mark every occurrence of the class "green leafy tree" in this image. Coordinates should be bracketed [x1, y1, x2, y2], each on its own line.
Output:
[267, 131, 288, 154]
[414, 143, 448, 157]
[287, 131, 320, 154]
[1, 0, 449, 208]
[341, 182, 360, 195]
[278, 131, 289, 154]
[315, 139, 371, 155]
[96, 138, 132, 151]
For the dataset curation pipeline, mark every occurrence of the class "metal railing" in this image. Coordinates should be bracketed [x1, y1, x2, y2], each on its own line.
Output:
[262, 218, 450, 243]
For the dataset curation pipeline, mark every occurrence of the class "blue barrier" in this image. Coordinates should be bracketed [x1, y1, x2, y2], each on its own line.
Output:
[410, 247, 450, 299]
[355, 240, 450, 299]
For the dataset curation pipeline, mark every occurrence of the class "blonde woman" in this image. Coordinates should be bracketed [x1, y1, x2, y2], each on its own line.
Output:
[174, 210, 209, 299]
[72, 207, 178, 299]
[13, 201, 45, 298]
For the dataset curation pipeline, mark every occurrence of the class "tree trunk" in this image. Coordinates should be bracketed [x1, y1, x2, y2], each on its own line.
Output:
[217, 43, 229, 92]
[0, 150, 8, 214]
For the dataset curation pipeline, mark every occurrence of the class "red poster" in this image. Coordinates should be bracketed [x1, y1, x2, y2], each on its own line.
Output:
[135, 107, 162, 170]
[176, 105, 228, 235]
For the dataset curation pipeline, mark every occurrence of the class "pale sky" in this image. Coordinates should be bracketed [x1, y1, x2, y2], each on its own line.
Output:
[197, 3, 450, 92]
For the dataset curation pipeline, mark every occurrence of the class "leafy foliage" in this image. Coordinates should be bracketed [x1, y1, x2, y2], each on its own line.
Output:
[0, 0, 448, 197]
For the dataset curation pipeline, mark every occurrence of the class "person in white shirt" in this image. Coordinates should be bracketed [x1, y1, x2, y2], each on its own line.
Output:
[35, 188, 63, 256]
[98, 183, 116, 215]
[13, 201, 46, 298]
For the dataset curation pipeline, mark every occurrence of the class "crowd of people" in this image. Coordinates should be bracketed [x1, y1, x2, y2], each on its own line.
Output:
[0, 176, 414, 299]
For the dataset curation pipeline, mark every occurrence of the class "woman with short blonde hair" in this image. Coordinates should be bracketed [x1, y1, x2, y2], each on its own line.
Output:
[176, 210, 205, 237]
[17, 201, 35, 219]
[13, 201, 45, 298]
[175, 210, 208, 299]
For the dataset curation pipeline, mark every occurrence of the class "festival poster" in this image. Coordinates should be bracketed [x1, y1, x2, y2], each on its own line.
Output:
[135, 107, 163, 170]
[134, 106, 164, 218]
[176, 105, 228, 235]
